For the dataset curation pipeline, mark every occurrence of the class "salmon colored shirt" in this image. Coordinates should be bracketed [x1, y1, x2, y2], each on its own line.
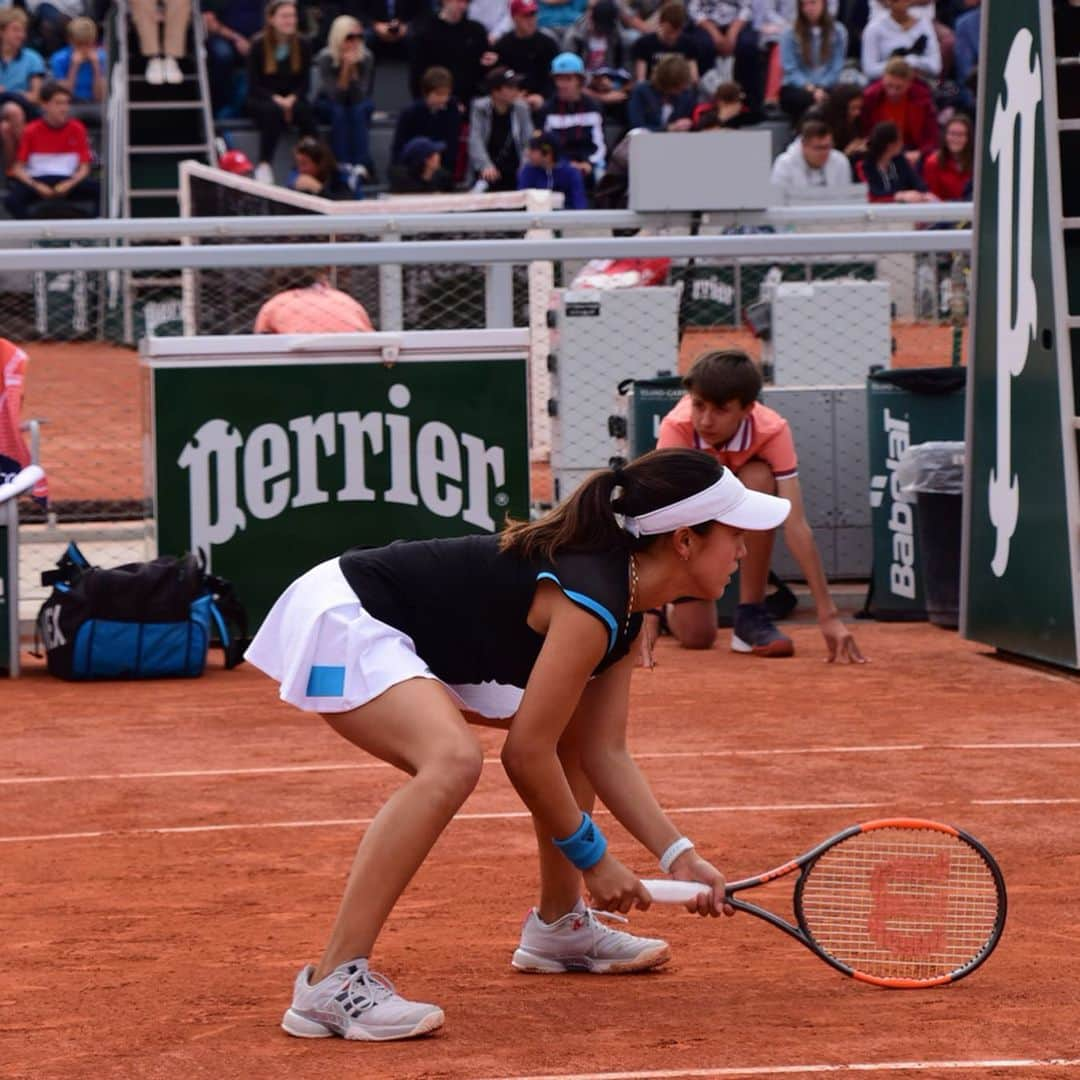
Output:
[657, 395, 799, 480]
[254, 282, 375, 334]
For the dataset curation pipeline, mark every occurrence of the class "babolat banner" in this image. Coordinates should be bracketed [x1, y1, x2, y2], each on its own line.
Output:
[146, 334, 530, 625]
[963, 0, 1080, 668]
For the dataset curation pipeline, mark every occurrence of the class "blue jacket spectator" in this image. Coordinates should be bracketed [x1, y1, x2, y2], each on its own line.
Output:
[49, 17, 106, 104]
[778, 0, 848, 123]
[626, 54, 695, 132]
[536, 53, 606, 177]
[518, 134, 587, 209]
[953, 5, 979, 91]
[391, 66, 465, 174]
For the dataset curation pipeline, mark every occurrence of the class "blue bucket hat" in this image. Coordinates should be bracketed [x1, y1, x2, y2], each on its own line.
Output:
[402, 136, 445, 169]
[551, 52, 586, 76]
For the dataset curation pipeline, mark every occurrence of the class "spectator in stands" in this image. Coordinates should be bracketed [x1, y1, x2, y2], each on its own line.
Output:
[691, 79, 760, 129]
[536, 0, 587, 44]
[495, 0, 557, 111]
[860, 56, 937, 166]
[921, 111, 971, 201]
[203, 0, 263, 116]
[389, 134, 456, 191]
[654, 349, 865, 662]
[778, 0, 848, 124]
[49, 16, 105, 105]
[288, 134, 355, 197]
[860, 0, 940, 82]
[821, 81, 867, 160]
[360, 0, 428, 63]
[219, 146, 255, 174]
[130, 0, 191, 85]
[627, 52, 694, 130]
[952, 1, 978, 101]
[686, 0, 762, 111]
[392, 66, 465, 176]
[517, 132, 587, 207]
[468, 66, 531, 190]
[565, 0, 628, 83]
[246, 0, 316, 184]
[409, 0, 497, 104]
[856, 118, 938, 201]
[0, 9, 45, 171]
[25, 0, 85, 60]
[630, 2, 714, 85]
[537, 52, 606, 184]
[314, 15, 375, 183]
[770, 116, 853, 187]
[5, 80, 98, 218]
[469, 0, 513, 41]
[255, 267, 375, 332]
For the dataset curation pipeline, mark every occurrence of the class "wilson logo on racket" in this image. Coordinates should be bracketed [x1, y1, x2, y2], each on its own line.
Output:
[643, 819, 1007, 989]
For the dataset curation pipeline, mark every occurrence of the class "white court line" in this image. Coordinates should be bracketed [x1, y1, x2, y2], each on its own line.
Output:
[0, 800, 892, 844]
[973, 797, 1080, 806]
[3, 741, 1079, 787]
[490, 1059, 1080, 1080]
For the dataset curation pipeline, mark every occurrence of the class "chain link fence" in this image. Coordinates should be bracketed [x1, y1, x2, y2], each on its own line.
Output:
[3, 205, 971, 622]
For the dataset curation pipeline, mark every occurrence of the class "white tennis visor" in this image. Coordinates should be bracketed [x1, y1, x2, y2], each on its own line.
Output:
[621, 470, 791, 537]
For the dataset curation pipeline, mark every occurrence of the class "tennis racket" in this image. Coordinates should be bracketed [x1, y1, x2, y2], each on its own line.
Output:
[642, 818, 1006, 988]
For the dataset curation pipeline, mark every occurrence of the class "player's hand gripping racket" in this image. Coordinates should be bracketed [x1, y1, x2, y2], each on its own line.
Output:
[643, 819, 1006, 988]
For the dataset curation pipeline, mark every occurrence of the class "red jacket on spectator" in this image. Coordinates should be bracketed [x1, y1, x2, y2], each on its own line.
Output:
[861, 77, 938, 160]
[921, 150, 972, 201]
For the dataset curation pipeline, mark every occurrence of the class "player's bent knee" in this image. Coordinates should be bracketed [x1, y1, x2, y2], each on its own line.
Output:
[424, 739, 484, 803]
[737, 460, 777, 495]
[676, 625, 718, 650]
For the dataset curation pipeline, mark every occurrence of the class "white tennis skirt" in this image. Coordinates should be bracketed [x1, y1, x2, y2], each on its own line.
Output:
[245, 558, 523, 719]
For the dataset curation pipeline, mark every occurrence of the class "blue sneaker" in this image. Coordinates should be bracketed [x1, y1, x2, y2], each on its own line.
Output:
[731, 602, 794, 657]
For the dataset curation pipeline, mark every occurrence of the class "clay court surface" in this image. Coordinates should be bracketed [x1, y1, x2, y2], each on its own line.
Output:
[3, 623, 1079, 1080]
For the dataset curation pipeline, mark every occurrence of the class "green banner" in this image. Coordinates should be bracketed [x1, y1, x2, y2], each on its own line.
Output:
[154, 358, 529, 625]
[964, 0, 1078, 667]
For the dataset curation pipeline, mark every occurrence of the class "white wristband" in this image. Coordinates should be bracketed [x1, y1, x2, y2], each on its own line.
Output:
[659, 837, 694, 874]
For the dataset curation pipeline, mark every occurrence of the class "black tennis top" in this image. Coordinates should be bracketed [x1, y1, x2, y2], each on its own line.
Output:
[339, 534, 643, 688]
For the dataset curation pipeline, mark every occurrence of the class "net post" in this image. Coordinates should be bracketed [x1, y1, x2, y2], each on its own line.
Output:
[525, 188, 555, 460]
[379, 229, 404, 332]
[485, 263, 514, 329]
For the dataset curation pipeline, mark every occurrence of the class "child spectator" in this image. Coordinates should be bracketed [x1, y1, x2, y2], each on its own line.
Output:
[409, 0, 497, 104]
[389, 134, 455, 192]
[860, 0, 940, 81]
[314, 15, 375, 183]
[821, 81, 867, 161]
[49, 16, 105, 105]
[0, 9, 46, 170]
[25, 0, 84, 59]
[359, 0, 428, 62]
[495, 0, 558, 111]
[468, 66, 532, 191]
[686, 0, 762, 110]
[860, 56, 937, 167]
[245, 0, 316, 183]
[255, 268, 375, 332]
[778, 0, 848, 124]
[627, 52, 694, 131]
[565, 0, 628, 82]
[391, 66, 465, 176]
[287, 135, 355, 198]
[5, 80, 98, 218]
[856, 118, 938, 201]
[517, 132, 588, 207]
[630, 1, 714, 85]
[655, 349, 865, 662]
[769, 115, 853, 187]
[537, 52, 606, 183]
[920, 111, 971, 201]
[690, 80, 760, 129]
[203, 0, 263, 116]
[130, 0, 191, 85]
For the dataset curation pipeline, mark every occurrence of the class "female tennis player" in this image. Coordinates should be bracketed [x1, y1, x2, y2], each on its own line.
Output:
[246, 448, 790, 1042]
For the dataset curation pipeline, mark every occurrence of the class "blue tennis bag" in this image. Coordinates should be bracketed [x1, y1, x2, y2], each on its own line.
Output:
[36, 543, 248, 680]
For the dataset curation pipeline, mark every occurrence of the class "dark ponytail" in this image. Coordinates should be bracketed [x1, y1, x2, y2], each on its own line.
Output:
[500, 448, 723, 562]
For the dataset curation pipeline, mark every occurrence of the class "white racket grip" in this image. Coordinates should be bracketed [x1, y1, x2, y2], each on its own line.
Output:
[641, 879, 712, 904]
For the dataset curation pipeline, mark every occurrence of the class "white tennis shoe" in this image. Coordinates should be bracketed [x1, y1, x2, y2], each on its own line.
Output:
[281, 959, 444, 1041]
[512, 901, 670, 974]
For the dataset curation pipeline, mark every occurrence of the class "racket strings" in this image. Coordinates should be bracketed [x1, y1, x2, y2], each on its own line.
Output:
[798, 828, 1002, 981]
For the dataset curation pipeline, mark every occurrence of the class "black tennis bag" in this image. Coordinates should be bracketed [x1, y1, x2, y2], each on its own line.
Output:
[36, 543, 249, 680]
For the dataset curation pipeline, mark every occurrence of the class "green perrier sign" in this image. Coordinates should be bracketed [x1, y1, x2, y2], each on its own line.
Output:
[963, 0, 1080, 668]
[153, 355, 530, 625]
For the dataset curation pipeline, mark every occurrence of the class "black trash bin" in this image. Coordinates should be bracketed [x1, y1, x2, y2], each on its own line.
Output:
[897, 442, 965, 629]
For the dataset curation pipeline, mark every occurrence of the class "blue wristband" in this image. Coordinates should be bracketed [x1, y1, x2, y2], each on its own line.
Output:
[552, 811, 608, 870]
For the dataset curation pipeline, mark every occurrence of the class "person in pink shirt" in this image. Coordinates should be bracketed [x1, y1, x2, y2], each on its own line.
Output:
[254, 269, 375, 333]
[656, 349, 865, 662]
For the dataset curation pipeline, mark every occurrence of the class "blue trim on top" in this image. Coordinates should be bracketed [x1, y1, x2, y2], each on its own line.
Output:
[536, 570, 618, 654]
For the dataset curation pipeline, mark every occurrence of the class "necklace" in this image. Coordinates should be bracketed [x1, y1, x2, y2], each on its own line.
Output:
[628, 554, 655, 671]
